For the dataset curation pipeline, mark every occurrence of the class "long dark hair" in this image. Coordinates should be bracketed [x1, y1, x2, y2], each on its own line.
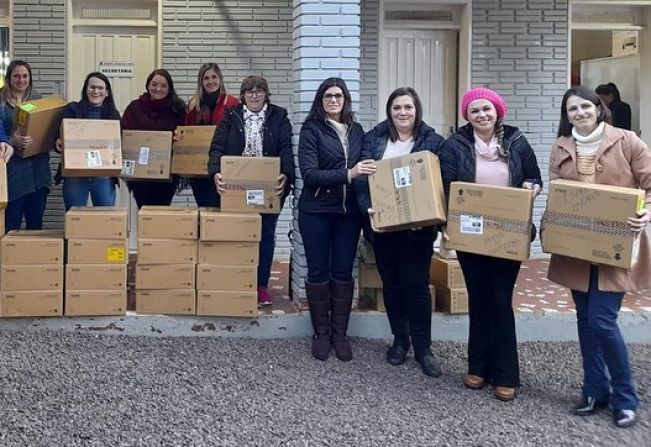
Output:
[595, 82, 622, 102]
[80, 72, 120, 120]
[146, 68, 185, 115]
[557, 86, 612, 137]
[305, 77, 354, 126]
[386, 87, 423, 142]
[0, 59, 33, 106]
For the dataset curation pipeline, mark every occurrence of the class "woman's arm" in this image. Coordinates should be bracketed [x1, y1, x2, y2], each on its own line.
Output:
[277, 110, 295, 184]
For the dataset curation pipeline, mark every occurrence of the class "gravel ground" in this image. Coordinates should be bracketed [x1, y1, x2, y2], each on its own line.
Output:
[0, 331, 648, 446]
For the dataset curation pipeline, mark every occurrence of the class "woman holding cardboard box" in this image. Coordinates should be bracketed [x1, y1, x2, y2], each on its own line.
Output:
[547, 86, 651, 427]
[298, 77, 374, 362]
[0, 60, 52, 232]
[54, 72, 121, 210]
[121, 69, 186, 208]
[438, 88, 542, 401]
[354, 87, 445, 377]
[209, 75, 294, 307]
[184, 63, 239, 207]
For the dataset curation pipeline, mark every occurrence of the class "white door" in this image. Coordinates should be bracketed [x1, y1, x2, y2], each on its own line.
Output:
[379, 30, 458, 136]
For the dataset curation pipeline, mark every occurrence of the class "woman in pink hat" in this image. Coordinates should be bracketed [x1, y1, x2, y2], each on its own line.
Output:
[438, 87, 542, 401]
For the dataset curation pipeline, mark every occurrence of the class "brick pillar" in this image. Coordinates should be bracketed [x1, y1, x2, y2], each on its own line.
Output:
[291, 0, 361, 302]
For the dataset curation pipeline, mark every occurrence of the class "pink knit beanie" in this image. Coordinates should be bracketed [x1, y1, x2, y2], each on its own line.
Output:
[461, 87, 508, 120]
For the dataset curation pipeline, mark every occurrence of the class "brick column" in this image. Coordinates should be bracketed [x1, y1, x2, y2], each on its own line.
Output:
[291, 0, 361, 302]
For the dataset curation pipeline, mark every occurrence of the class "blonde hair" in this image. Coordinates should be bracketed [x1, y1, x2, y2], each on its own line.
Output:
[0, 60, 33, 107]
[188, 63, 226, 112]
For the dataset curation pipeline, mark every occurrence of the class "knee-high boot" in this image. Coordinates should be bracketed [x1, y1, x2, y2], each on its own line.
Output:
[306, 280, 331, 361]
[331, 279, 354, 361]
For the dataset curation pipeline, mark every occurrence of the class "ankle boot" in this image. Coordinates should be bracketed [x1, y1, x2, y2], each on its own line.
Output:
[331, 279, 354, 361]
[306, 280, 331, 361]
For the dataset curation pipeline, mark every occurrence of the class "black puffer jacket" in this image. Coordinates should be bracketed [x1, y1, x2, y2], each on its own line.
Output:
[207, 103, 294, 198]
[298, 118, 364, 214]
[438, 123, 542, 240]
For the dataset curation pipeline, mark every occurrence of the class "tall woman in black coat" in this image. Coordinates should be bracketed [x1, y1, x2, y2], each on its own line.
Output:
[298, 77, 375, 362]
[354, 87, 444, 377]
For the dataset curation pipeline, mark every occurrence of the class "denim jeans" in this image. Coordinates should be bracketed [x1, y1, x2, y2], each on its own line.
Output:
[299, 210, 361, 284]
[189, 177, 220, 207]
[4, 187, 49, 232]
[62, 177, 116, 211]
[572, 266, 639, 411]
[258, 213, 280, 288]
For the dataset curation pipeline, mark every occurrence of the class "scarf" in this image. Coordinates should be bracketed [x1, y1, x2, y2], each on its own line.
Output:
[242, 104, 267, 157]
[196, 92, 220, 125]
[473, 132, 499, 161]
[573, 121, 604, 179]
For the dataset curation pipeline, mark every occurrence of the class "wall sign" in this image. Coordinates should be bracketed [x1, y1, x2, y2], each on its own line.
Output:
[99, 62, 134, 78]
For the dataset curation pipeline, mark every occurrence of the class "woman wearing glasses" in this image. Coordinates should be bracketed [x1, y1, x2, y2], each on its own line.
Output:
[185, 63, 239, 206]
[298, 77, 375, 362]
[208, 75, 294, 307]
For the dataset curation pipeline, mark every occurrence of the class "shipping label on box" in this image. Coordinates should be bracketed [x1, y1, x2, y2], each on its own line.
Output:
[65, 207, 128, 239]
[446, 182, 534, 261]
[121, 130, 172, 180]
[358, 262, 382, 288]
[0, 159, 8, 210]
[0, 264, 63, 291]
[196, 290, 257, 317]
[0, 230, 64, 264]
[15, 96, 66, 158]
[1, 290, 63, 317]
[65, 264, 127, 290]
[198, 241, 259, 265]
[220, 156, 281, 214]
[136, 263, 196, 290]
[171, 126, 216, 176]
[429, 255, 465, 288]
[196, 264, 257, 291]
[542, 179, 646, 268]
[369, 151, 447, 231]
[64, 290, 126, 316]
[199, 208, 261, 241]
[137, 206, 198, 239]
[66, 238, 128, 264]
[137, 238, 198, 264]
[136, 289, 196, 315]
[433, 282, 468, 314]
[62, 119, 122, 177]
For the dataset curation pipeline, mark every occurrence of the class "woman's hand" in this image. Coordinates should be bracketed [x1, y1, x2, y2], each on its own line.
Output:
[172, 128, 180, 142]
[627, 208, 650, 233]
[213, 173, 225, 195]
[54, 138, 63, 153]
[0, 142, 14, 162]
[367, 208, 385, 233]
[522, 180, 541, 197]
[441, 226, 450, 242]
[275, 174, 287, 196]
[10, 133, 32, 150]
[349, 159, 376, 180]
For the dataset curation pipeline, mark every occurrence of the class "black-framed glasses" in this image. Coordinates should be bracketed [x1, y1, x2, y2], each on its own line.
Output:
[244, 89, 265, 98]
[323, 93, 344, 102]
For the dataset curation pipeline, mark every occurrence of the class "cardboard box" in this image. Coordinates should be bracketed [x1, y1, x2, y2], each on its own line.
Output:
[14, 96, 66, 157]
[61, 119, 122, 177]
[64, 290, 127, 316]
[0, 159, 8, 209]
[433, 283, 468, 314]
[196, 290, 257, 317]
[121, 130, 172, 180]
[171, 125, 216, 176]
[66, 238, 128, 264]
[0, 230, 64, 264]
[65, 264, 127, 290]
[65, 207, 128, 239]
[136, 289, 196, 315]
[446, 182, 534, 261]
[137, 238, 197, 264]
[1, 290, 63, 317]
[199, 209, 261, 241]
[220, 156, 281, 214]
[369, 151, 447, 231]
[196, 264, 257, 291]
[0, 209, 4, 232]
[358, 262, 382, 288]
[542, 179, 646, 268]
[0, 264, 63, 291]
[198, 241, 259, 265]
[429, 255, 465, 288]
[136, 263, 195, 290]
[137, 206, 198, 239]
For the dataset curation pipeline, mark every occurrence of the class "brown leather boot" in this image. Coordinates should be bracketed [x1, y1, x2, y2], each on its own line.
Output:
[331, 279, 354, 361]
[306, 280, 331, 361]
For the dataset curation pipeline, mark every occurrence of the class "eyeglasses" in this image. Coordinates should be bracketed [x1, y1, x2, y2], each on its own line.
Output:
[244, 90, 265, 98]
[323, 93, 344, 102]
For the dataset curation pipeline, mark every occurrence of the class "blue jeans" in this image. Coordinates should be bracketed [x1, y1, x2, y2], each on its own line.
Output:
[299, 210, 361, 284]
[5, 187, 49, 233]
[62, 177, 116, 211]
[258, 214, 280, 288]
[189, 177, 220, 207]
[572, 266, 639, 411]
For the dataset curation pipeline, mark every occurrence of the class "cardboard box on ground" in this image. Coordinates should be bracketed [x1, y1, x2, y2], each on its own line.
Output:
[542, 179, 646, 269]
[136, 290, 196, 316]
[14, 96, 66, 158]
[137, 206, 198, 239]
[171, 126, 215, 176]
[65, 207, 128, 239]
[121, 130, 172, 180]
[61, 119, 122, 177]
[220, 156, 281, 214]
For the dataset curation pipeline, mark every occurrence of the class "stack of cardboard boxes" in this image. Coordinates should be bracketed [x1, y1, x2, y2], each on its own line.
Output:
[196, 209, 260, 317]
[0, 231, 64, 317]
[135, 207, 198, 315]
[65, 207, 128, 316]
[429, 253, 468, 314]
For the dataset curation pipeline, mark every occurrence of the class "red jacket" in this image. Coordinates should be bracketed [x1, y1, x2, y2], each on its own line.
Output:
[185, 94, 239, 126]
